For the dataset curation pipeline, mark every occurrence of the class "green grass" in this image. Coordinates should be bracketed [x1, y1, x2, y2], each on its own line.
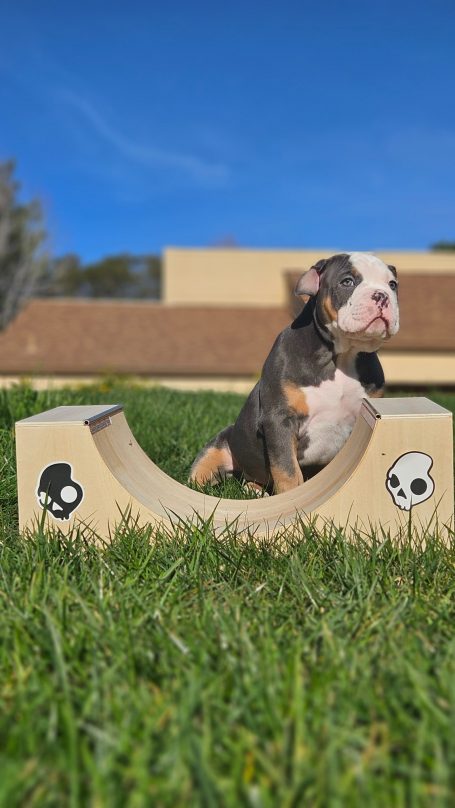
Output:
[0, 381, 455, 806]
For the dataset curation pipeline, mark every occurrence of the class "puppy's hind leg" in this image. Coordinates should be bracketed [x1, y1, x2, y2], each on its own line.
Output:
[189, 426, 236, 486]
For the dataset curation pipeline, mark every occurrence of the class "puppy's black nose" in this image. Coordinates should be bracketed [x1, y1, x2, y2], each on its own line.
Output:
[372, 290, 389, 308]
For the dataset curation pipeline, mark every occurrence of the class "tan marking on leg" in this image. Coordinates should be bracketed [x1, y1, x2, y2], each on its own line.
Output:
[190, 446, 233, 485]
[282, 382, 310, 416]
[369, 387, 384, 398]
[322, 295, 338, 322]
[270, 464, 304, 494]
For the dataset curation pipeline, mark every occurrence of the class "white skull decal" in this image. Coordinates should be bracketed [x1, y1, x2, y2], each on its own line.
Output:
[386, 452, 434, 511]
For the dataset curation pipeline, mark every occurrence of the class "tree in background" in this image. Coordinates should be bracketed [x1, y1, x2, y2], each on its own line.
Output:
[0, 159, 162, 309]
[41, 253, 161, 299]
[141, 254, 161, 299]
[430, 241, 455, 252]
[39, 253, 82, 296]
[84, 255, 134, 297]
[0, 160, 46, 328]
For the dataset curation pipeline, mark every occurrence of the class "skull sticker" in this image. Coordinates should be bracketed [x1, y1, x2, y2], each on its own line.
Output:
[386, 452, 434, 511]
[36, 462, 84, 521]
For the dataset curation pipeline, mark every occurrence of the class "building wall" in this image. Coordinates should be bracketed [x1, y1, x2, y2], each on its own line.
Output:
[163, 247, 455, 307]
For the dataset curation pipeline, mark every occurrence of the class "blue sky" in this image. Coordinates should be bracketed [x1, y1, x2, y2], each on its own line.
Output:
[1, 1, 454, 261]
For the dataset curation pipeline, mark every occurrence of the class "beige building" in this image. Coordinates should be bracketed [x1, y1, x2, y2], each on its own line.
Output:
[164, 247, 455, 305]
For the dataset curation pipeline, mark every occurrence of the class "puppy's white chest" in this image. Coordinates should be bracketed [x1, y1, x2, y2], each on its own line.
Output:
[299, 369, 365, 465]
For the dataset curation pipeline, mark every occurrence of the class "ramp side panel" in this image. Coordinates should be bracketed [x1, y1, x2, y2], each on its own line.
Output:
[315, 413, 454, 535]
[16, 421, 154, 537]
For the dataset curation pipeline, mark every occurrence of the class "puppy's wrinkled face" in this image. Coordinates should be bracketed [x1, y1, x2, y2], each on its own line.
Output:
[296, 252, 400, 352]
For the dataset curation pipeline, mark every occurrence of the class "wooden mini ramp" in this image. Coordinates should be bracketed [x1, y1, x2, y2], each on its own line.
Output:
[16, 397, 454, 540]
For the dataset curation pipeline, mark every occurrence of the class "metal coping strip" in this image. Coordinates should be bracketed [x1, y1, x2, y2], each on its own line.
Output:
[361, 399, 381, 428]
[84, 404, 123, 426]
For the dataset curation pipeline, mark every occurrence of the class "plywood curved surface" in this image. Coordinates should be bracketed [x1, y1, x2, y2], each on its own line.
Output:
[93, 407, 374, 527]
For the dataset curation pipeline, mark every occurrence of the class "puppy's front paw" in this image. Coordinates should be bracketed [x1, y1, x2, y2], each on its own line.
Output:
[242, 481, 269, 497]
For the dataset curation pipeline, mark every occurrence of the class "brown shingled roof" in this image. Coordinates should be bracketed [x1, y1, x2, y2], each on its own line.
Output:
[0, 299, 290, 376]
[0, 271, 453, 380]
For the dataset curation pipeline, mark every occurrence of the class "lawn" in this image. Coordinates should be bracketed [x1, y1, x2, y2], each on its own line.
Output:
[0, 382, 455, 806]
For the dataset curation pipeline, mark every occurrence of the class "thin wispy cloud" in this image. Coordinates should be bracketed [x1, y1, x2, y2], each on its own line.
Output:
[57, 89, 230, 186]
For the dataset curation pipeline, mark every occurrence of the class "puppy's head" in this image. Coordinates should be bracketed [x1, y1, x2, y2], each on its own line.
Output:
[295, 252, 400, 352]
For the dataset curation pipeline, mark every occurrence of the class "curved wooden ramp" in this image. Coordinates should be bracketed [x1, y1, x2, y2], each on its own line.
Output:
[16, 398, 454, 540]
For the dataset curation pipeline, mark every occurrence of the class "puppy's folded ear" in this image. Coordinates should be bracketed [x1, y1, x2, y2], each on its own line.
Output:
[294, 259, 328, 297]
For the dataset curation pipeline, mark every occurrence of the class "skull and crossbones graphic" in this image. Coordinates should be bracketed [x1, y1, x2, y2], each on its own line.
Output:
[36, 462, 84, 521]
[386, 452, 434, 511]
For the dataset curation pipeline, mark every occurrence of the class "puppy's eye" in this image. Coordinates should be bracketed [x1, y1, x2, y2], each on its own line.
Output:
[340, 277, 355, 287]
[389, 280, 398, 291]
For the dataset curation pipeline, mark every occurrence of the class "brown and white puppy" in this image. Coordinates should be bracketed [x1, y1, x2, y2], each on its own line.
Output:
[190, 252, 399, 494]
